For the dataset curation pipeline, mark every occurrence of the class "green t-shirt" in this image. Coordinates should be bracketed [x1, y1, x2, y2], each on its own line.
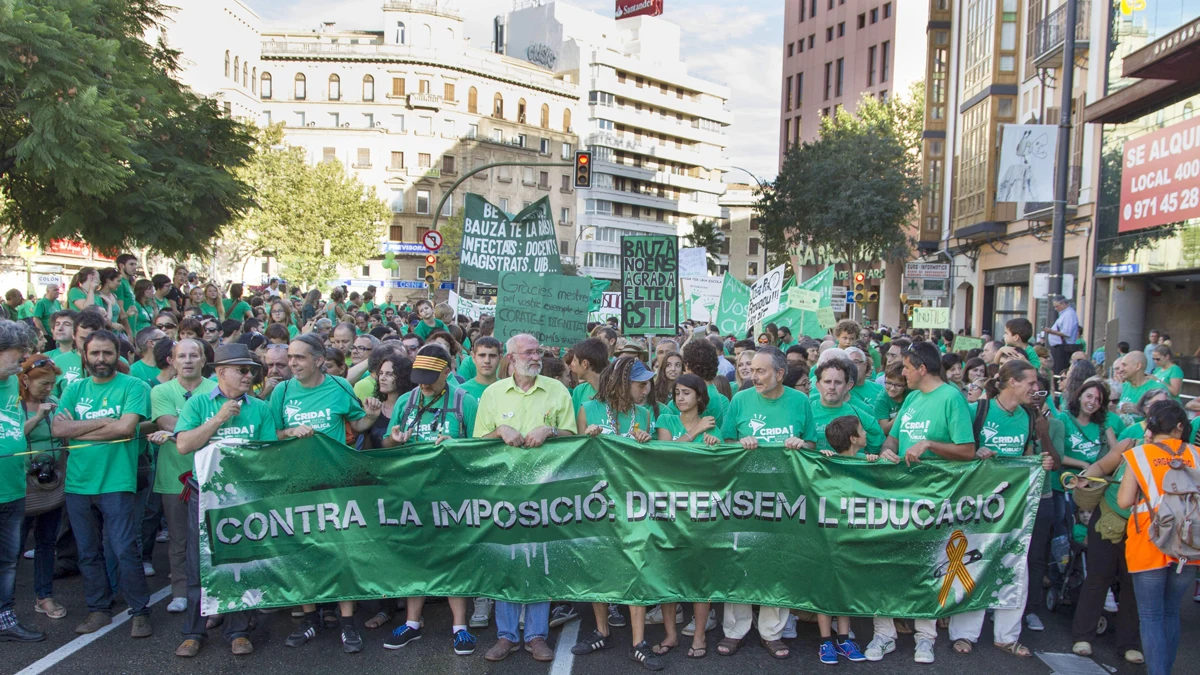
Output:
[849, 380, 886, 418]
[1153, 363, 1184, 401]
[968, 400, 1031, 457]
[117, 277, 136, 317]
[269, 374, 365, 441]
[51, 350, 83, 397]
[413, 318, 447, 340]
[655, 413, 689, 441]
[579, 399, 655, 437]
[809, 399, 885, 455]
[887, 383, 975, 459]
[58, 373, 151, 494]
[1119, 421, 1150, 444]
[33, 297, 62, 327]
[721, 387, 814, 444]
[1119, 377, 1167, 423]
[457, 356, 478, 381]
[664, 383, 729, 428]
[223, 298, 252, 322]
[150, 377, 217, 494]
[66, 286, 94, 311]
[176, 387, 278, 445]
[353, 375, 376, 402]
[199, 301, 221, 318]
[128, 359, 161, 388]
[461, 377, 491, 402]
[25, 395, 60, 454]
[386, 381, 477, 442]
[0, 377, 27, 504]
[1054, 411, 1108, 492]
[873, 392, 903, 422]
[16, 300, 35, 320]
[130, 301, 154, 336]
[571, 380, 597, 413]
[1023, 345, 1041, 369]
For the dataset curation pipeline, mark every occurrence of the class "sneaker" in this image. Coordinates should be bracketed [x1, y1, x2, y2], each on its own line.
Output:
[341, 626, 363, 653]
[549, 603, 579, 628]
[231, 636, 253, 655]
[130, 615, 152, 638]
[453, 629, 477, 655]
[571, 629, 610, 655]
[864, 635, 895, 662]
[837, 639, 867, 662]
[914, 637, 935, 664]
[142, 561, 156, 577]
[1024, 614, 1044, 632]
[682, 611, 718, 636]
[470, 598, 491, 628]
[819, 641, 838, 665]
[167, 597, 187, 613]
[1072, 641, 1092, 656]
[174, 638, 201, 657]
[630, 640, 664, 670]
[832, 617, 856, 640]
[75, 612, 112, 634]
[782, 613, 798, 639]
[383, 624, 422, 650]
[285, 620, 318, 648]
[1104, 589, 1119, 613]
[156, 529, 170, 543]
[607, 604, 626, 628]
[644, 603, 683, 625]
[22, 549, 33, 559]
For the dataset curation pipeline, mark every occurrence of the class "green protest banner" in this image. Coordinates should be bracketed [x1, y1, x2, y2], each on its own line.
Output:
[620, 235, 678, 335]
[715, 275, 750, 336]
[493, 272, 590, 348]
[460, 194, 561, 284]
[587, 277, 611, 313]
[197, 435, 1042, 619]
[952, 335, 985, 353]
[766, 266, 836, 338]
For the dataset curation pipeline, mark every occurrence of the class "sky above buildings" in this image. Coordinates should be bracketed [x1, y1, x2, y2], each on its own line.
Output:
[249, 0, 784, 183]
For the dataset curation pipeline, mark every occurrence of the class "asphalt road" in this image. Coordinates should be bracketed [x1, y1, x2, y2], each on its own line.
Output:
[7, 540, 1199, 674]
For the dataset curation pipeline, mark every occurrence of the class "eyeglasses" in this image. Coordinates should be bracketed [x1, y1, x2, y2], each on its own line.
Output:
[223, 366, 255, 375]
[156, 323, 177, 330]
[1031, 390, 1049, 398]
[350, 345, 373, 353]
[203, 327, 219, 334]
[884, 382, 905, 389]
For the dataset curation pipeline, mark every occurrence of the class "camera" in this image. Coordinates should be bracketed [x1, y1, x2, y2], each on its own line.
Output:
[28, 453, 58, 485]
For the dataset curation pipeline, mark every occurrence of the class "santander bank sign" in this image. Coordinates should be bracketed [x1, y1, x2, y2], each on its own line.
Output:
[616, 0, 663, 20]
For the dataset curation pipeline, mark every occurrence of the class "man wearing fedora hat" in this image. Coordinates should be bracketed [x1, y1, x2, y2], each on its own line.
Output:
[172, 342, 277, 658]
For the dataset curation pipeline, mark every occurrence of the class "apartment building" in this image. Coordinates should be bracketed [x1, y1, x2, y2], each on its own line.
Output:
[718, 184, 766, 283]
[503, 1, 731, 281]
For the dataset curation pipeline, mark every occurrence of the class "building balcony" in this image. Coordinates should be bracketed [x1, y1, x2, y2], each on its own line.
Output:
[589, 103, 726, 147]
[382, 1, 462, 20]
[1032, 0, 1090, 69]
[586, 131, 723, 170]
[588, 73, 733, 126]
[1021, 165, 1082, 221]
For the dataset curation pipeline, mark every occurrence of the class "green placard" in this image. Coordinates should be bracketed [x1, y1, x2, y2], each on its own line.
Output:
[788, 288, 821, 312]
[620, 235, 678, 335]
[716, 275, 750, 336]
[816, 306, 836, 330]
[914, 307, 951, 329]
[952, 335, 985, 353]
[493, 272, 590, 348]
[460, 194, 562, 285]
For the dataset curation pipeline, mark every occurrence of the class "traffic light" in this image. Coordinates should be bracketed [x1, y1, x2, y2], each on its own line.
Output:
[573, 150, 592, 188]
[866, 291, 880, 303]
[853, 272, 867, 292]
[424, 254, 437, 287]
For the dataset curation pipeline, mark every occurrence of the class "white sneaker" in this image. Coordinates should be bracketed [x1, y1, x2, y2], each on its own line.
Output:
[142, 562, 156, 577]
[470, 598, 491, 628]
[156, 529, 170, 543]
[644, 604, 683, 625]
[864, 635, 895, 662]
[22, 549, 34, 560]
[914, 637, 935, 664]
[1104, 589, 1119, 613]
[167, 597, 187, 613]
[1025, 614, 1044, 631]
[781, 613, 798, 639]
[681, 611, 718, 636]
[831, 617, 855, 640]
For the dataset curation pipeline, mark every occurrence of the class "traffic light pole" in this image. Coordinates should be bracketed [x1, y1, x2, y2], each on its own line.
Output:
[428, 161, 574, 233]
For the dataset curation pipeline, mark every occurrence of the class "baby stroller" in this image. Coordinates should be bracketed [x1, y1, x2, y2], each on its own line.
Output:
[1044, 475, 1110, 636]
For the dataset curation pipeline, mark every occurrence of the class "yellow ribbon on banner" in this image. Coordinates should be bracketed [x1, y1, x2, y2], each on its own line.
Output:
[937, 530, 976, 607]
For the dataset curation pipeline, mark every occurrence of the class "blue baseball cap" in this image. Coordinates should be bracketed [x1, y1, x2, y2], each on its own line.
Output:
[630, 359, 654, 382]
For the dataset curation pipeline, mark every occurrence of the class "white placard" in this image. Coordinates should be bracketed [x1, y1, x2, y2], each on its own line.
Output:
[830, 285, 847, 313]
[1032, 273, 1075, 299]
[449, 290, 491, 322]
[746, 265, 786, 329]
[678, 247, 709, 278]
[996, 124, 1058, 203]
[681, 276, 723, 323]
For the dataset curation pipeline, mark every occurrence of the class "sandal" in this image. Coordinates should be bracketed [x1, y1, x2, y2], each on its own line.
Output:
[35, 598, 66, 619]
[716, 636, 744, 656]
[953, 639, 973, 654]
[364, 611, 392, 629]
[652, 641, 676, 656]
[994, 641, 1032, 658]
[688, 646, 708, 658]
[761, 638, 790, 659]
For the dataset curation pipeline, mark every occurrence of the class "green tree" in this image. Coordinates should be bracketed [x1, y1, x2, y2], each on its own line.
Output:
[758, 85, 924, 277]
[682, 219, 725, 274]
[0, 0, 255, 257]
[222, 124, 388, 289]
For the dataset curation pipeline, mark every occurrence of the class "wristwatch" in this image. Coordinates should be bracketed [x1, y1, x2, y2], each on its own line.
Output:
[550, 428, 559, 437]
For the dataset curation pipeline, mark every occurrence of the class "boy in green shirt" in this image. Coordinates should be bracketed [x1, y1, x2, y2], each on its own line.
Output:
[31, 286, 63, 337]
[460, 337, 502, 402]
[568, 337, 607, 413]
[412, 299, 447, 340]
[1004, 317, 1041, 369]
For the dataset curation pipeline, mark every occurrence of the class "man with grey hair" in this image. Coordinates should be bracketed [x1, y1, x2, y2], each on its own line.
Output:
[1042, 295, 1079, 374]
[652, 337, 678, 369]
[0, 320, 42, 642]
[312, 317, 334, 342]
[349, 333, 380, 366]
[717, 345, 815, 659]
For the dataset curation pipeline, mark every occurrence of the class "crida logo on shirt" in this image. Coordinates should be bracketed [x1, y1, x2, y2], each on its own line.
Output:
[285, 400, 333, 427]
[0, 397, 21, 440]
[982, 422, 1024, 448]
[75, 397, 122, 420]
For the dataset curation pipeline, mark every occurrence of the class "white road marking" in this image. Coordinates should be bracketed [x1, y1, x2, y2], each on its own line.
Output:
[550, 616, 580, 675]
[15, 585, 173, 675]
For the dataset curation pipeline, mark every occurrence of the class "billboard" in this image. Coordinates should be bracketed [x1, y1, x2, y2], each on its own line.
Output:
[616, 0, 663, 20]
[1119, 115, 1200, 232]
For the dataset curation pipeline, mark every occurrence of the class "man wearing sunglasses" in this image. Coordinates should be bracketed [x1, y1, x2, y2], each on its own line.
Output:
[173, 343, 277, 658]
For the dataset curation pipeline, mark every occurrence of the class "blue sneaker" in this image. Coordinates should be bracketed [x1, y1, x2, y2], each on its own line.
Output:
[383, 624, 422, 650]
[837, 639, 867, 662]
[819, 641, 838, 665]
[453, 629, 477, 656]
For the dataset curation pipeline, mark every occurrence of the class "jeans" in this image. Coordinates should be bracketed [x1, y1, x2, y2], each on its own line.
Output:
[21, 506, 64, 599]
[1131, 563, 1197, 675]
[65, 492, 151, 616]
[140, 490, 163, 562]
[104, 480, 151, 592]
[496, 601, 549, 643]
[183, 488, 248, 642]
[0, 498, 24, 617]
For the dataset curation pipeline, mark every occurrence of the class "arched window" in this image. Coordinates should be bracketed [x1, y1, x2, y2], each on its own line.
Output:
[233, 56, 240, 82]
[362, 75, 374, 101]
[294, 73, 306, 100]
[328, 74, 341, 100]
[260, 72, 272, 99]
[396, 21, 406, 44]
[421, 24, 432, 47]
[242, 63, 248, 87]
[1185, 102, 1195, 120]
[446, 27, 454, 43]
[563, 109, 572, 133]
[517, 98, 527, 124]
[493, 93, 503, 119]
[224, 51, 230, 77]
[467, 87, 478, 113]
[251, 67, 256, 94]
[540, 103, 550, 129]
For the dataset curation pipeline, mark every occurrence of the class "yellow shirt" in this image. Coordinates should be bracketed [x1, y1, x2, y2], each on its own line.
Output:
[474, 375, 575, 437]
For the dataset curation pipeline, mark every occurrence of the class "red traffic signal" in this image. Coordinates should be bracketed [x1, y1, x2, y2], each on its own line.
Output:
[573, 150, 592, 188]
[425, 254, 437, 265]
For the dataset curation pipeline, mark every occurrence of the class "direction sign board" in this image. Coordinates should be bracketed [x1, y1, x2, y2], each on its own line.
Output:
[423, 229, 443, 252]
[830, 285, 847, 313]
[905, 263, 950, 279]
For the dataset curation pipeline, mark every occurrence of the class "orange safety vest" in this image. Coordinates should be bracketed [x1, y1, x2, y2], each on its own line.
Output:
[1123, 439, 1200, 573]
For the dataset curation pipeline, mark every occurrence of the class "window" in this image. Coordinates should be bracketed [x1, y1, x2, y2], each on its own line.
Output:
[293, 111, 305, 127]
[419, 79, 430, 94]
[808, 35, 815, 48]
[788, 43, 794, 57]
[392, 77, 405, 97]
[391, 114, 406, 132]
[870, 8, 878, 23]
[362, 75, 374, 101]
[562, 142, 574, 159]
[747, 261, 759, 277]
[467, 123, 478, 139]
[597, 119, 614, 131]
[540, 103, 550, 128]
[749, 238, 760, 255]
[868, 45, 877, 86]
[560, 240, 569, 255]
[263, 110, 271, 124]
[493, 93, 503, 118]
[561, 174, 571, 190]
[540, 138, 550, 154]
[516, 134, 527, 148]
[585, 199, 612, 215]
[390, 152, 405, 170]
[233, 57, 239, 82]
[881, 41, 890, 82]
[750, 217, 759, 231]
[444, 82, 455, 101]
[418, 153, 431, 168]
[223, 101, 232, 117]
[322, 147, 336, 163]
[810, 0, 817, 17]
[823, 62, 832, 101]
[252, 67, 257, 94]
[396, 21, 406, 44]
[497, 164, 510, 181]
[522, 167, 534, 184]
[242, 63, 248, 87]
[442, 155, 455, 173]
[883, 2, 891, 18]
[328, 112, 339, 127]
[443, 118, 455, 136]
[356, 148, 370, 166]
[517, 99, 527, 123]
[785, 76, 793, 112]
[328, 74, 340, 100]
[390, 223, 403, 241]
[260, 72, 272, 99]
[561, 207, 570, 223]
[837, 22, 845, 37]
[563, 109, 571, 132]
[858, 13, 865, 29]
[416, 190, 430, 214]
[499, 198, 509, 212]
[224, 51, 230, 78]
[539, 171, 549, 188]
[835, 58, 844, 97]
[440, 193, 453, 217]
[799, 39, 805, 53]
[417, 116, 431, 135]
[492, 128, 503, 143]
[800, 0, 806, 20]
[294, 73, 306, 99]
[826, 27, 834, 42]
[467, 87, 478, 113]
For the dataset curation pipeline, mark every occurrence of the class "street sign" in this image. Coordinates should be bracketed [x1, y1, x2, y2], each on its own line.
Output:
[903, 277, 947, 298]
[476, 285, 498, 298]
[830, 285, 847, 313]
[423, 229, 443, 252]
[905, 262, 950, 279]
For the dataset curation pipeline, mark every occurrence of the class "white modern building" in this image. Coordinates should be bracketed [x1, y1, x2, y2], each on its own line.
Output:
[501, 1, 732, 281]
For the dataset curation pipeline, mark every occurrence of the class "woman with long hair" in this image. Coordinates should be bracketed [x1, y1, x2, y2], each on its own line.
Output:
[185, 286, 204, 313]
[302, 288, 322, 324]
[1149, 344, 1184, 401]
[269, 299, 299, 340]
[365, 353, 414, 450]
[1060, 359, 1097, 411]
[130, 279, 157, 337]
[19, 355, 67, 620]
[66, 267, 99, 312]
[199, 282, 225, 321]
[652, 352, 684, 405]
[734, 350, 754, 394]
[96, 267, 124, 331]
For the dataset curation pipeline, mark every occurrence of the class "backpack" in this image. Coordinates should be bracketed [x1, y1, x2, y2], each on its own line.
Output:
[398, 386, 467, 437]
[971, 398, 1036, 454]
[1137, 441, 1200, 565]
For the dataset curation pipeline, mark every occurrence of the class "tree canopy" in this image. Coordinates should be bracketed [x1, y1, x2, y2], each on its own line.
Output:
[0, 0, 255, 257]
